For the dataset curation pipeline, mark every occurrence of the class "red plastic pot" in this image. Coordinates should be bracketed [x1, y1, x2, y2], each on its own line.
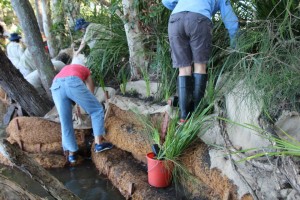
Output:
[146, 152, 172, 188]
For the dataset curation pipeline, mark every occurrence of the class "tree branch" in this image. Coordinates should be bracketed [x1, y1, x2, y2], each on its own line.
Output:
[0, 139, 80, 200]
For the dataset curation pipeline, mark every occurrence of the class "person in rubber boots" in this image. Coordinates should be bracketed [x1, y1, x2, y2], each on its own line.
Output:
[162, 0, 239, 124]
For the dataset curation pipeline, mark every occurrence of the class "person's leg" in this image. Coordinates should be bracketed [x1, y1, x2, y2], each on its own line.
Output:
[69, 84, 105, 138]
[66, 77, 112, 152]
[178, 67, 193, 122]
[168, 12, 194, 123]
[189, 12, 212, 110]
[193, 63, 208, 109]
[51, 79, 78, 161]
[193, 63, 206, 74]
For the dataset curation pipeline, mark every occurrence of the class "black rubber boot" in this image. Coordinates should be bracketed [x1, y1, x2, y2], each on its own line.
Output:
[193, 73, 208, 110]
[169, 78, 180, 107]
[178, 76, 193, 121]
[169, 95, 179, 107]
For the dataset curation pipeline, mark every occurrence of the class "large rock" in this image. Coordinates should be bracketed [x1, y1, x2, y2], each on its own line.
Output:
[202, 77, 300, 199]
[225, 80, 270, 149]
[123, 80, 160, 99]
[275, 111, 300, 141]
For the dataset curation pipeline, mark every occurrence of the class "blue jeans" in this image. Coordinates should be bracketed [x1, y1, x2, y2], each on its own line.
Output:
[51, 76, 105, 152]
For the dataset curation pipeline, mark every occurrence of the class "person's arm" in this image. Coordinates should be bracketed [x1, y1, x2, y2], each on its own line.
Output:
[74, 24, 93, 56]
[85, 75, 95, 94]
[162, 0, 178, 10]
[219, 0, 239, 47]
[74, 40, 86, 56]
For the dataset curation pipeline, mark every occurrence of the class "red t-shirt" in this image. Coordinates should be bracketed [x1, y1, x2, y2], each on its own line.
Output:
[54, 64, 91, 81]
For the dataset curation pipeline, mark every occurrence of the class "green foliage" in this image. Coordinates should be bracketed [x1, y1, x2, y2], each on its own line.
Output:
[0, 0, 11, 8]
[118, 66, 130, 95]
[226, 20, 300, 116]
[134, 0, 176, 101]
[150, 34, 176, 102]
[205, 69, 218, 106]
[81, 0, 176, 101]
[140, 68, 151, 97]
[254, 0, 299, 20]
[135, 0, 170, 34]
[158, 105, 213, 161]
[136, 104, 213, 160]
[232, 0, 255, 21]
[86, 17, 129, 87]
[215, 1, 300, 118]
[0, 0, 14, 25]
[0, 0, 10, 5]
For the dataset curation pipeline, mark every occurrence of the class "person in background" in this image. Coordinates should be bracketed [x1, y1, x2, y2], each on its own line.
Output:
[162, 0, 239, 124]
[6, 33, 32, 76]
[50, 60, 113, 164]
[73, 18, 111, 56]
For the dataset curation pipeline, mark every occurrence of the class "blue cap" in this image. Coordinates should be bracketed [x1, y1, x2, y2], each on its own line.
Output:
[74, 18, 89, 31]
[9, 33, 21, 41]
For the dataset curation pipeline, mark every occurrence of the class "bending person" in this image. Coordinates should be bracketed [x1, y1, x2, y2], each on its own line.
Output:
[73, 18, 111, 56]
[6, 33, 32, 76]
[50, 62, 113, 163]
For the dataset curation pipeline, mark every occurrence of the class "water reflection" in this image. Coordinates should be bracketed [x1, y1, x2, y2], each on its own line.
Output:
[48, 159, 125, 200]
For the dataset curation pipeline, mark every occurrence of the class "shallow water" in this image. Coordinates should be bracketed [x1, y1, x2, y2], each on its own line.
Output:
[49, 159, 125, 200]
[0, 160, 124, 200]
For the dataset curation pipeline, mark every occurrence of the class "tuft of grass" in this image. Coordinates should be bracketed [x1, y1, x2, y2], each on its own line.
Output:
[118, 66, 130, 95]
[157, 104, 213, 161]
[140, 67, 151, 98]
[218, 17, 300, 119]
[86, 16, 129, 88]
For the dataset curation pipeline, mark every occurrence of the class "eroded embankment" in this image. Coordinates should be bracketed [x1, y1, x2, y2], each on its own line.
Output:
[0, 103, 254, 199]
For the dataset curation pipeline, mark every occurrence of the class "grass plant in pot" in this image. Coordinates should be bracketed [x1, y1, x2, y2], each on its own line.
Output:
[136, 104, 213, 188]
